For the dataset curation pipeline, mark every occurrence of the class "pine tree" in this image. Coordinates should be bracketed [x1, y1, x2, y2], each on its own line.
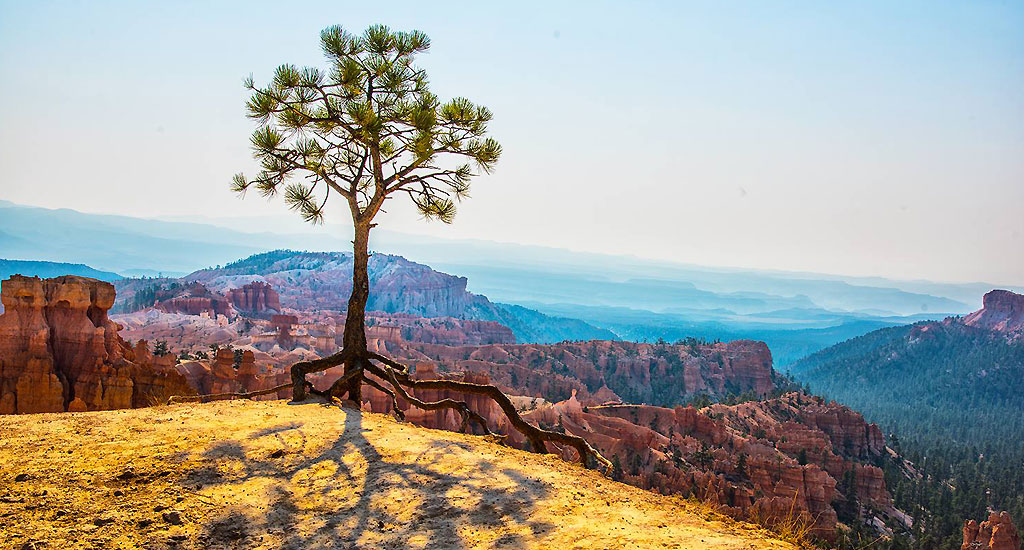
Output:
[736, 453, 747, 477]
[611, 455, 624, 481]
[153, 340, 169, 357]
[231, 24, 607, 470]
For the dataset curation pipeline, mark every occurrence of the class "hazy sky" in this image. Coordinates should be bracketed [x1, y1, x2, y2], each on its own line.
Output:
[1, 1, 1022, 285]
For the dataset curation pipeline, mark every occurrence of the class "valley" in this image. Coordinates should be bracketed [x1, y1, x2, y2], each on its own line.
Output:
[3, 251, 1021, 548]
[791, 290, 1024, 546]
[5, 199, 1012, 366]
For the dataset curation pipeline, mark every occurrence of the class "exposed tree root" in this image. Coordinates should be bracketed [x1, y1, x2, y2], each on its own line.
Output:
[363, 353, 610, 471]
[363, 358, 612, 471]
[288, 348, 359, 401]
[366, 362, 491, 436]
[324, 364, 364, 400]
[170, 346, 611, 472]
[166, 352, 360, 405]
[360, 372, 405, 421]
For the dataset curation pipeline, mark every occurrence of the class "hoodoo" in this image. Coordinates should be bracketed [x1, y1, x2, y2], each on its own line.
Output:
[0, 275, 192, 414]
[963, 511, 1021, 550]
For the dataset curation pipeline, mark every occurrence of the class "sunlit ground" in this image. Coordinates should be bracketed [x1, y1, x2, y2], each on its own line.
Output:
[1, 400, 791, 550]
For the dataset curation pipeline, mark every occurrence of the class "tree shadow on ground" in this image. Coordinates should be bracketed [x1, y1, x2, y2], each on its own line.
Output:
[180, 406, 555, 550]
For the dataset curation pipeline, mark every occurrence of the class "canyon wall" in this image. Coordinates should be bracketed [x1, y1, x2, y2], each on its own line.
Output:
[961, 289, 1024, 338]
[963, 511, 1021, 550]
[147, 250, 613, 344]
[355, 366, 891, 540]
[226, 281, 281, 316]
[176, 251, 488, 318]
[0, 275, 193, 414]
[393, 338, 775, 405]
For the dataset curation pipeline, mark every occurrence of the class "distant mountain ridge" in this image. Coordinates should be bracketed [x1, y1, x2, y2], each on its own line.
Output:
[6, 199, 1016, 362]
[0, 259, 122, 282]
[0, 200, 335, 274]
[116, 250, 615, 345]
[790, 290, 1024, 446]
[2, 200, 1004, 315]
[521, 301, 946, 367]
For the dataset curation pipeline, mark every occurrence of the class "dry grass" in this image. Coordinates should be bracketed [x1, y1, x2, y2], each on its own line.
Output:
[745, 493, 819, 548]
[1, 400, 796, 550]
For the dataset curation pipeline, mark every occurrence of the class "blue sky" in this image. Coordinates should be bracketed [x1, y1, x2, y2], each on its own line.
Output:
[1, 1, 1022, 284]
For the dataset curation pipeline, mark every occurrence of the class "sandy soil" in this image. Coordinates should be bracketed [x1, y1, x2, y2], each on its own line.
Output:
[1, 400, 795, 550]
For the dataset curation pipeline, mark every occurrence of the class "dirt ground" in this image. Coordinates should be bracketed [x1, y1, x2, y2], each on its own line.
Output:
[1, 400, 795, 550]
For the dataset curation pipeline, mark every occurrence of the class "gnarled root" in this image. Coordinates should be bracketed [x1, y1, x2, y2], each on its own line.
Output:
[323, 364, 364, 401]
[365, 362, 490, 435]
[290, 348, 353, 401]
[360, 372, 405, 421]
[169, 350, 356, 406]
[361, 354, 611, 472]
[298, 351, 610, 470]
[174, 347, 611, 472]
[368, 358, 606, 469]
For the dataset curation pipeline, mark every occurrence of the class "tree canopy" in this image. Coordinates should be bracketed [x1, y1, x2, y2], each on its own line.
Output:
[232, 24, 502, 226]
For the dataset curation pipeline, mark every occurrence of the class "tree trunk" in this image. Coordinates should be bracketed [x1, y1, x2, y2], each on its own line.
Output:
[341, 221, 372, 403]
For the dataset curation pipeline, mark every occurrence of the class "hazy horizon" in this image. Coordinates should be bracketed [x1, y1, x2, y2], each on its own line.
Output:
[6, 198, 1024, 294]
[2, 1, 1022, 285]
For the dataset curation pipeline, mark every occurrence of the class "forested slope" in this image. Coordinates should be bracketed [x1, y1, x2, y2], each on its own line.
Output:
[792, 320, 1024, 548]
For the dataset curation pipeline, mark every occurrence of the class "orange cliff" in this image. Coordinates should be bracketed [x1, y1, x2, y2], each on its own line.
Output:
[0, 275, 194, 414]
[963, 511, 1022, 550]
[390, 338, 775, 406]
[356, 358, 895, 541]
[174, 346, 287, 398]
[226, 281, 282, 315]
[525, 393, 897, 539]
[960, 289, 1024, 338]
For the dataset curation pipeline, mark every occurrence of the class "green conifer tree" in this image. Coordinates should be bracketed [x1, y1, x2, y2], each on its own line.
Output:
[232, 24, 607, 469]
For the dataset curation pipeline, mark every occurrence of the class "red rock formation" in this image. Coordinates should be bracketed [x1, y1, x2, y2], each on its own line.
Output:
[353, 365, 888, 541]
[178, 252, 491, 318]
[122, 304, 515, 358]
[365, 324, 403, 348]
[210, 348, 239, 392]
[271, 314, 298, 349]
[347, 313, 514, 347]
[173, 347, 287, 399]
[152, 281, 234, 318]
[0, 275, 193, 414]
[961, 290, 1024, 338]
[393, 316, 515, 346]
[155, 296, 233, 317]
[235, 350, 259, 392]
[226, 281, 281, 315]
[132, 340, 179, 372]
[175, 350, 237, 396]
[174, 361, 214, 395]
[392, 338, 774, 405]
[964, 511, 1021, 550]
[271, 314, 298, 328]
